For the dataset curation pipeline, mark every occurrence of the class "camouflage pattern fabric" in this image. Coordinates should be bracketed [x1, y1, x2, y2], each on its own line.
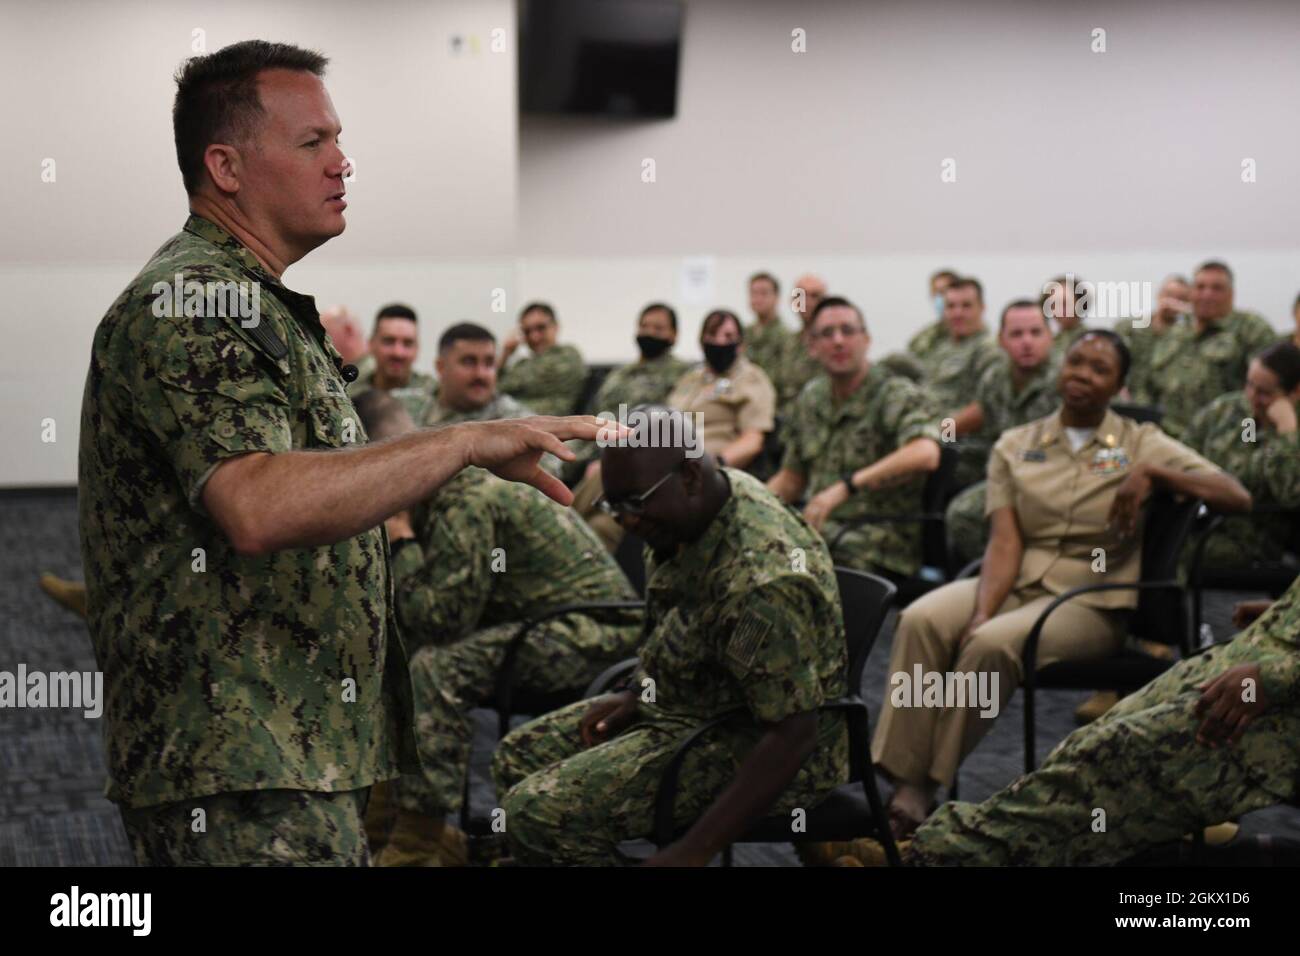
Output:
[421, 390, 534, 428]
[78, 214, 418, 810]
[744, 318, 794, 381]
[1049, 323, 1088, 363]
[907, 318, 947, 362]
[572, 351, 693, 465]
[768, 330, 823, 416]
[121, 787, 370, 866]
[498, 343, 588, 416]
[907, 577, 1300, 866]
[920, 330, 1003, 413]
[493, 469, 850, 865]
[347, 368, 436, 423]
[1146, 311, 1279, 439]
[1183, 390, 1300, 566]
[782, 372, 943, 577]
[1114, 315, 1185, 406]
[389, 467, 640, 815]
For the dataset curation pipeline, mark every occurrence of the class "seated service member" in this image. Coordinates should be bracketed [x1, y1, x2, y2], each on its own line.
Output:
[497, 301, 588, 416]
[908, 581, 1300, 865]
[493, 409, 849, 866]
[743, 271, 792, 379]
[1146, 260, 1278, 439]
[873, 331, 1251, 838]
[767, 296, 942, 582]
[423, 322, 535, 425]
[945, 299, 1060, 566]
[1182, 342, 1300, 568]
[667, 309, 776, 470]
[1042, 274, 1089, 362]
[1114, 274, 1190, 406]
[345, 303, 435, 421]
[906, 268, 960, 363]
[354, 393, 641, 866]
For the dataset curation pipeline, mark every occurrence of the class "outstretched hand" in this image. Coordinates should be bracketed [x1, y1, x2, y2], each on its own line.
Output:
[456, 416, 624, 505]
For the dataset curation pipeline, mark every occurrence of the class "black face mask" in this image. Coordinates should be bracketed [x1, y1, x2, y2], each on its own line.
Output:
[702, 342, 738, 374]
[636, 335, 673, 360]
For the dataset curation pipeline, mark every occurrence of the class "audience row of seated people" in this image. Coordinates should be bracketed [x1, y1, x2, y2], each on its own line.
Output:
[39, 258, 1300, 865]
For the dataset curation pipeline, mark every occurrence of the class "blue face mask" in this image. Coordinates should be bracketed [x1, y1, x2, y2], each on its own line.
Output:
[933, 293, 945, 319]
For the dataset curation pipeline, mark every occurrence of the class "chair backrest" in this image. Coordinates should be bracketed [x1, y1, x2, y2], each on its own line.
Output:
[921, 443, 961, 570]
[575, 363, 617, 415]
[614, 531, 648, 597]
[1131, 492, 1201, 647]
[1111, 402, 1163, 426]
[834, 567, 898, 694]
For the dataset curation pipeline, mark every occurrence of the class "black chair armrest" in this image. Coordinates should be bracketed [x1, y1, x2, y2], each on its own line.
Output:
[584, 657, 640, 698]
[1020, 580, 1183, 687]
[652, 708, 749, 845]
[494, 601, 646, 709]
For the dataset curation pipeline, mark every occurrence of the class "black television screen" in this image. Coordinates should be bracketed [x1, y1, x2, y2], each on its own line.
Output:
[519, 0, 683, 118]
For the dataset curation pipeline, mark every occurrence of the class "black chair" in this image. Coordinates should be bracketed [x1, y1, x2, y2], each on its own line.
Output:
[828, 443, 961, 605]
[1188, 504, 1299, 643]
[644, 568, 903, 866]
[1110, 402, 1163, 426]
[460, 599, 646, 835]
[745, 415, 786, 481]
[1019, 492, 1202, 771]
[574, 363, 618, 416]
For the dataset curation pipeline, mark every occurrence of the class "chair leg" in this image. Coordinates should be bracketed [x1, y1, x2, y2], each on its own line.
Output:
[863, 771, 903, 867]
[1023, 685, 1037, 774]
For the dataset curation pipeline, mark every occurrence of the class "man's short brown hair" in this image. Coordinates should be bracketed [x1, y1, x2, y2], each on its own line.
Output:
[172, 39, 329, 196]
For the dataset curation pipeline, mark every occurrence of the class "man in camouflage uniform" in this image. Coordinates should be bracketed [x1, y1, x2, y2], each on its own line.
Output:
[1041, 274, 1089, 364]
[923, 277, 1004, 487]
[906, 268, 960, 364]
[743, 271, 792, 379]
[79, 41, 607, 866]
[351, 395, 640, 864]
[497, 301, 588, 416]
[573, 302, 693, 548]
[767, 297, 943, 581]
[1146, 261, 1278, 439]
[908, 577, 1300, 866]
[1182, 342, 1300, 568]
[1114, 274, 1190, 406]
[945, 300, 1060, 566]
[422, 322, 536, 427]
[493, 412, 849, 865]
[345, 303, 435, 422]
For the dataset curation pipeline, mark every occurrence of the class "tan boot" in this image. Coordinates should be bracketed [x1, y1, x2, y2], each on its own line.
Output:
[39, 574, 88, 619]
[364, 781, 396, 854]
[1201, 822, 1240, 846]
[794, 841, 853, 867]
[373, 810, 469, 867]
[1074, 691, 1119, 725]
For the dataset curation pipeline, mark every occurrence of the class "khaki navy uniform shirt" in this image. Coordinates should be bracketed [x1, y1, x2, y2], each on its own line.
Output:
[667, 356, 776, 454]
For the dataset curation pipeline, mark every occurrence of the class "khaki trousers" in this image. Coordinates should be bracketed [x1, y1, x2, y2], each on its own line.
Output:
[871, 578, 1126, 788]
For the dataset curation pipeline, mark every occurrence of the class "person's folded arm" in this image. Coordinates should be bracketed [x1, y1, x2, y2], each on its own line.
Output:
[766, 467, 807, 504]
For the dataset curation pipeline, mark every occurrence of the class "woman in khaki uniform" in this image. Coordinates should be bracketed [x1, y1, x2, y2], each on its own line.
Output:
[874, 331, 1251, 838]
[667, 309, 776, 471]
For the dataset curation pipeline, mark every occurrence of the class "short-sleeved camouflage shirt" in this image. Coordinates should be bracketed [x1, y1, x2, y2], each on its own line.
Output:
[498, 343, 588, 416]
[974, 357, 1060, 439]
[782, 370, 943, 576]
[78, 214, 418, 808]
[921, 329, 1003, 412]
[637, 470, 849, 787]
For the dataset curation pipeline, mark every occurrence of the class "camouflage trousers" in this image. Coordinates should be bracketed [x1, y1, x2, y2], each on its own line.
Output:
[121, 787, 371, 866]
[821, 520, 919, 581]
[944, 480, 988, 569]
[493, 699, 846, 866]
[907, 639, 1300, 866]
[400, 617, 642, 817]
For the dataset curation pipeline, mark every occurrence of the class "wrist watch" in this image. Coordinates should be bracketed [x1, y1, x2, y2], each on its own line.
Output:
[841, 471, 856, 495]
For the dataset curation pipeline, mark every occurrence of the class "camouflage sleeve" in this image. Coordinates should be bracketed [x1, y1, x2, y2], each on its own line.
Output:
[1182, 400, 1214, 456]
[778, 389, 810, 476]
[139, 314, 293, 513]
[1242, 314, 1281, 358]
[1259, 432, 1300, 508]
[390, 499, 494, 646]
[501, 348, 587, 416]
[878, 378, 943, 447]
[719, 579, 830, 723]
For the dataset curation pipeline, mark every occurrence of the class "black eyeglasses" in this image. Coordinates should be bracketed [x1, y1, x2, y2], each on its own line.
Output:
[596, 463, 681, 517]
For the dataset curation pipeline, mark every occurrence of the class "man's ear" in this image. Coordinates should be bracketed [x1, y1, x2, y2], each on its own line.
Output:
[203, 143, 242, 194]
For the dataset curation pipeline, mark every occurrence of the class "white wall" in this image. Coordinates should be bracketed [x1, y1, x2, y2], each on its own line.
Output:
[1, 0, 517, 487]
[517, 0, 1299, 356]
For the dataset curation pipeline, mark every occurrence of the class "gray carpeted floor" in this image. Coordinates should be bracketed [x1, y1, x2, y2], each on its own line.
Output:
[2, 490, 1296, 866]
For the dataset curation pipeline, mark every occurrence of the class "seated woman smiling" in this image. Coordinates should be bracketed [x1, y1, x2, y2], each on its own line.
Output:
[872, 330, 1251, 839]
